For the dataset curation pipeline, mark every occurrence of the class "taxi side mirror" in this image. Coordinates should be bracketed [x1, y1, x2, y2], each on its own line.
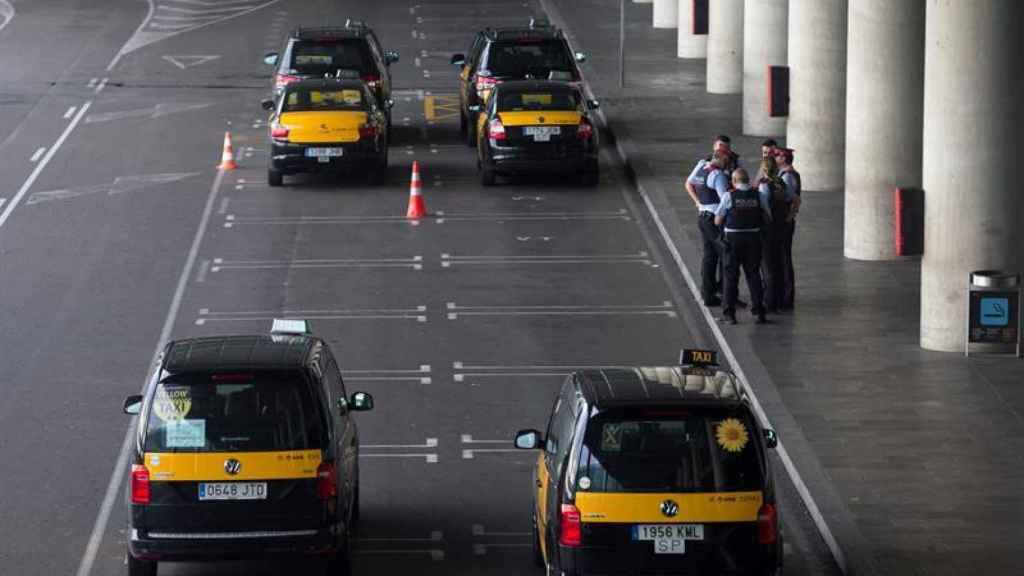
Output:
[263, 52, 279, 67]
[514, 429, 543, 450]
[385, 50, 400, 65]
[386, 98, 395, 109]
[123, 394, 143, 415]
[574, 51, 588, 63]
[451, 53, 466, 66]
[586, 99, 600, 110]
[351, 391, 374, 412]
[261, 99, 275, 111]
[763, 429, 778, 449]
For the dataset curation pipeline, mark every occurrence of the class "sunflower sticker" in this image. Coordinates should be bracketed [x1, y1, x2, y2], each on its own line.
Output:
[715, 418, 750, 452]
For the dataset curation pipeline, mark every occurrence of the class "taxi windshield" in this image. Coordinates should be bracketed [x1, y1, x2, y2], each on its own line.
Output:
[143, 372, 326, 453]
[577, 411, 763, 493]
[483, 39, 574, 78]
[288, 40, 373, 75]
[497, 91, 578, 111]
[282, 88, 367, 112]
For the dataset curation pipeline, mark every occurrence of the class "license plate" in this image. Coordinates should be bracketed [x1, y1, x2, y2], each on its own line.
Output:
[198, 482, 267, 501]
[632, 524, 704, 555]
[305, 147, 344, 158]
[524, 126, 560, 142]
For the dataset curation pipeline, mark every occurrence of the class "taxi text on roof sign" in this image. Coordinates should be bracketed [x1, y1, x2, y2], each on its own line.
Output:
[680, 348, 718, 367]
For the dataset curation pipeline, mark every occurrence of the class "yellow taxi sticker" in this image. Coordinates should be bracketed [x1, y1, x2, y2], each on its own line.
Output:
[715, 418, 750, 452]
[152, 387, 191, 421]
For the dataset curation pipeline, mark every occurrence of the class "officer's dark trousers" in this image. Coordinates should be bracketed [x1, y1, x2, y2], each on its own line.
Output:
[723, 231, 765, 317]
[697, 212, 721, 302]
[761, 224, 786, 311]
[781, 221, 797, 309]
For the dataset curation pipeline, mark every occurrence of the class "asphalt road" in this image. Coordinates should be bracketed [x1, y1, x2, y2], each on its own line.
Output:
[0, 1, 841, 575]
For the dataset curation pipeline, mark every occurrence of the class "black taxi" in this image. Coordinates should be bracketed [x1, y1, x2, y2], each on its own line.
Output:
[262, 77, 391, 186]
[474, 80, 600, 186]
[514, 350, 782, 575]
[122, 319, 374, 576]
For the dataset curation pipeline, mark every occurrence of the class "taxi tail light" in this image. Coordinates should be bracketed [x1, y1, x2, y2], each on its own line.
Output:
[475, 74, 498, 94]
[275, 73, 300, 90]
[577, 119, 594, 140]
[488, 118, 507, 141]
[559, 504, 582, 547]
[361, 74, 381, 90]
[359, 123, 378, 139]
[270, 124, 290, 141]
[131, 464, 150, 505]
[757, 503, 778, 544]
[316, 461, 337, 501]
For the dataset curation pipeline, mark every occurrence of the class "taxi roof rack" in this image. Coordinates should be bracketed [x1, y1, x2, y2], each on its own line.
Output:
[271, 318, 312, 336]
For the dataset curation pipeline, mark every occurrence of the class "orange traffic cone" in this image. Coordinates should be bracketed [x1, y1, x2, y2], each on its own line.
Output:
[217, 131, 238, 171]
[406, 161, 427, 219]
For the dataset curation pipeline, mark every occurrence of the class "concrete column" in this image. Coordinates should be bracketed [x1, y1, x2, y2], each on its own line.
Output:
[920, 0, 1024, 352]
[786, 0, 847, 190]
[654, 0, 678, 28]
[742, 0, 787, 136]
[843, 0, 925, 260]
[707, 0, 744, 94]
[633, 0, 652, 4]
[678, 0, 708, 58]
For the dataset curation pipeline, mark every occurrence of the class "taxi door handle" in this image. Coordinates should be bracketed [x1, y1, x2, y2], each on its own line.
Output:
[535, 479, 543, 488]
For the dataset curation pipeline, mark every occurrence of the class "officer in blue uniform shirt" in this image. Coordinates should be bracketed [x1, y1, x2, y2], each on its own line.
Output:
[774, 148, 802, 310]
[715, 167, 772, 324]
[686, 151, 731, 306]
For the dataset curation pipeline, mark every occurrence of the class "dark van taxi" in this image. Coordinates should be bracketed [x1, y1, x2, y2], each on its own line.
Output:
[515, 350, 782, 576]
[122, 320, 373, 576]
[474, 80, 600, 186]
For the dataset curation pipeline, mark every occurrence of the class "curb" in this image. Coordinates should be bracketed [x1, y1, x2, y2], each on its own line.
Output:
[538, 0, 881, 574]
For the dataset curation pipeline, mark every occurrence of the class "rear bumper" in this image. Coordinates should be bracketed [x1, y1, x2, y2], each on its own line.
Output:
[555, 540, 780, 576]
[270, 141, 383, 174]
[484, 143, 598, 175]
[128, 526, 341, 562]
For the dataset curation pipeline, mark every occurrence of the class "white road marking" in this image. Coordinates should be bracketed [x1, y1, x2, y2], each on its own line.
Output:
[411, 29, 417, 39]
[344, 365, 432, 385]
[473, 542, 531, 555]
[87, 77, 98, 88]
[0, 102, 91, 229]
[472, 524, 531, 537]
[64, 106, 78, 119]
[445, 301, 676, 320]
[0, 1, 13, 32]
[74, 167, 228, 576]
[27, 172, 200, 205]
[414, 57, 421, 67]
[29, 147, 46, 162]
[162, 54, 221, 69]
[93, 78, 109, 94]
[0, 198, 6, 211]
[210, 256, 424, 272]
[217, 197, 230, 214]
[194, 306, 429, 325]
[195, 259, 210, 283]
[363, 438, 438, 449]
[440, 251, 652, 267]
[461, 435, 507, 445]
[360, 453, 438, 463]
[223, 214, 416, 226]
[359, 531, 443, 543]
[356, 549, 445, 561]
[462, 448, 520, 459]
[85, 102, 213, 124]
[434, 209, 631, 224]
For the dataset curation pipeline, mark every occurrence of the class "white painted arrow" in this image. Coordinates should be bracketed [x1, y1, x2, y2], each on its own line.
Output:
[162, 54, 221, 69]
[26, 173, 201, 205]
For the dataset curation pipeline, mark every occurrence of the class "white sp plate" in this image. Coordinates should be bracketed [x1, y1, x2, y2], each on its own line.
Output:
[632, 524, 704, 555]
[198, 482, 267, 501]
[305, 147, 344, 158]
[524, 125, 561, 142]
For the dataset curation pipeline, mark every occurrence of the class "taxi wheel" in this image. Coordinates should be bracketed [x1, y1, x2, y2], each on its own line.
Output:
[127, 553, 156, 576]
[459, 111, 468, 139]
[465, 116, 477, 148]
[268, 169, 283, 187]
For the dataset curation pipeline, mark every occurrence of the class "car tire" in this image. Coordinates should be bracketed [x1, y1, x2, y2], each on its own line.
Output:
[459, 111, 468, 140]
[127, 552, 157, 576]
[268, 169, 283, 187]
[465, 114, 477, 148]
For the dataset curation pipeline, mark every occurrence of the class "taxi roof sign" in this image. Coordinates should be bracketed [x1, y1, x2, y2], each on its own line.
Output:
[679, 348, 719, 367]
[271, 318, 311, 336]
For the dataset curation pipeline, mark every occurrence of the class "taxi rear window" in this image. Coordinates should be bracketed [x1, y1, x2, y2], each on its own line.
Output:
[483, 39, 575, 78]
[289, 40, 373, 75]
[497, 91, 578, 111]
[576, 411, 763, 493]
[143, 372, 325, 453]
[283, 88, 366, 112]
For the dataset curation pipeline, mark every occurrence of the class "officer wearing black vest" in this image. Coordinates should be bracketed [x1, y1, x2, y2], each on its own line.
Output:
[686, 152, 731, 306]
[715, 167, 771, 324]
[774, 148, 802, 310]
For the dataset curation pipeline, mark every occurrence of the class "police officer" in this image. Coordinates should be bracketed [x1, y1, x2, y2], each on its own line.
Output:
[774, 148, 802, 310]
[715, 167, 771, 324]
[761, 139, 778, 160]
[686, 151, 731, 306]
[757, 156, 797, 313]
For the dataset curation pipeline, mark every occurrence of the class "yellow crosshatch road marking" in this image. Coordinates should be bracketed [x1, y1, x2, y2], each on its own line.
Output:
[425, 94, 460, 121]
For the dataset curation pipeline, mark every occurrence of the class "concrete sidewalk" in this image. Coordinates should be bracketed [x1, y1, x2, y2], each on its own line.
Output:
[543, 0, 1024, 574]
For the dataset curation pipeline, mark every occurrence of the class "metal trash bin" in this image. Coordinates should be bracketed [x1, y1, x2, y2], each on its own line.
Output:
[966, 270, 1021, 357]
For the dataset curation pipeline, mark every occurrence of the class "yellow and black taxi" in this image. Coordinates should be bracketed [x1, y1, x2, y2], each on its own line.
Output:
[122, 319, 374, 576]
[262, 77, 391, 186]
[264, 22, 398, 115]
[451, 18, 587, 146]
[475, 80, 600, 186]
[514, 350, 782, 576]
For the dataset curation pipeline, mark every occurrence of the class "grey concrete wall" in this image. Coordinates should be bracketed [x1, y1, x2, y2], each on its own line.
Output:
[787, 0, 847, 190]
[843, 0, 925, 260]
[654, 0, 678, 27]
[742, 0, 787, 136]
[707, 0, 744, 94]
[920, 0, 1024, 351]
[677, 0, 708, 58]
